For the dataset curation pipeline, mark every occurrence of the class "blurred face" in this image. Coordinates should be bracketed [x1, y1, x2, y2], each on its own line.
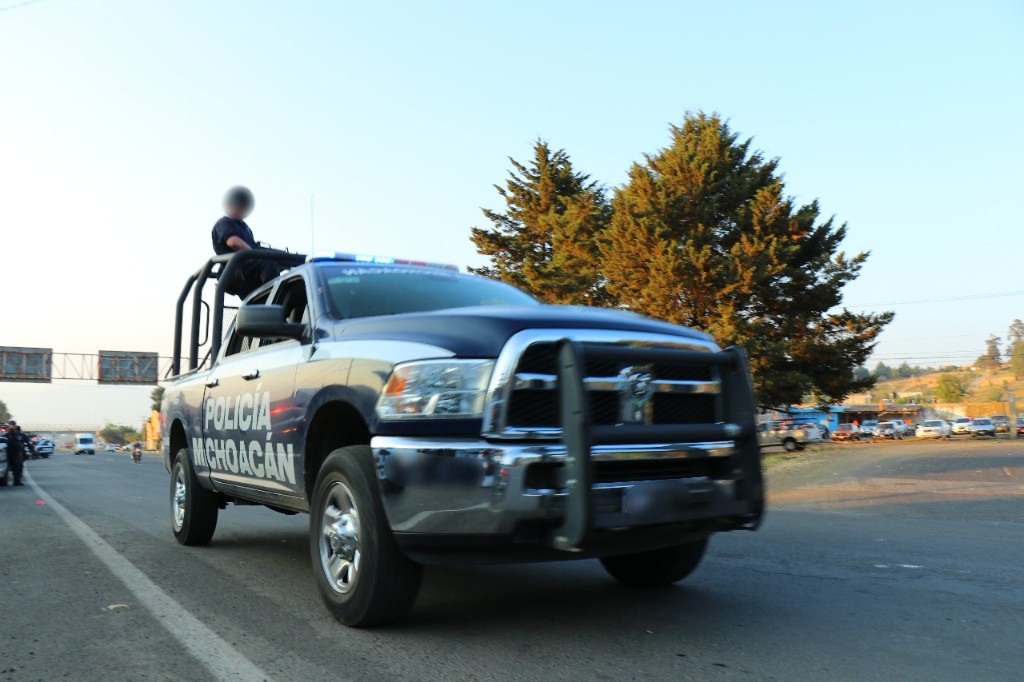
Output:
[225, 201, 252, 220]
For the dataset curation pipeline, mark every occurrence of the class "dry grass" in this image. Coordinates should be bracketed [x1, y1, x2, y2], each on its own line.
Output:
[876, 366, 1024, 402]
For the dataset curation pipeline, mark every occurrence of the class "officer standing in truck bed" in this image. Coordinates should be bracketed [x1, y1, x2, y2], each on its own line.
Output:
[211, 186, 280, 299]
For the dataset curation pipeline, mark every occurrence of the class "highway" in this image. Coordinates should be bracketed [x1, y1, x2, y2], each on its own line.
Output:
[0, 440, 1021, 681]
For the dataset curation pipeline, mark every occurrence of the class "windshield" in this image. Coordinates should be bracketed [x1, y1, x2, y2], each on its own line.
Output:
[862, 420, 878, 427]
[973, 419, 992, 425]
[321, 266, 538, 320]
[923, 420, 942, 427]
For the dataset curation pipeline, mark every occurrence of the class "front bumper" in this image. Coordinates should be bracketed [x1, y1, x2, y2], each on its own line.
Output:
[372, 437, 762, 540]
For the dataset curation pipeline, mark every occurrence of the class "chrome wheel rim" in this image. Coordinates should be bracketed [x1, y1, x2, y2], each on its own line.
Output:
[319, 481, 361, 595]
[172, 466, 187, 531]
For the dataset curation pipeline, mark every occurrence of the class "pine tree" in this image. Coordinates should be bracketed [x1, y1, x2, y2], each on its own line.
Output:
[977, 335, 1003, 370]
[935, 374, 967, 403]
[470, 141, 610, 305]
[1006, 320, 1024, 376]
[1011, 341, 1024, 380]
[600, 112, 893, 407]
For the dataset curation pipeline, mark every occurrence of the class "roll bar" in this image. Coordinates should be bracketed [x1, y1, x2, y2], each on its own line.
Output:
[171, 249, 307, 376]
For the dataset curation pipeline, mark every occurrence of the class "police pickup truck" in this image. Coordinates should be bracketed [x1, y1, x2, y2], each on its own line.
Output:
[162, 249, 764, 627]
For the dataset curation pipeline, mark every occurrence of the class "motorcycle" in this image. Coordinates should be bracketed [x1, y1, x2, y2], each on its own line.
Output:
[131, 444, 142, 464]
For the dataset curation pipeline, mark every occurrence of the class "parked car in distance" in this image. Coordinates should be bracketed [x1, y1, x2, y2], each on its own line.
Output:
[887, 420, 911, 437]
[874, 422, 902, 440]
[757, 421, 826, 452]
[831, 423, 862, 442]
[991, 414, 1011, 433]
[860, 419, 880, 437]
[105, 444, 118, 452]
[797, 422, 829, 439]
[970, 418, 996, 438]
[34, 438, 54, 457]
[916, 419, 951, 439]
[951, 417, 972, 435]
[1017, 417, 1024, 438]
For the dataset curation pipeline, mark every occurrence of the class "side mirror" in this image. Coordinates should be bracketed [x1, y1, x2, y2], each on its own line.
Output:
[236, 304, 305, 339]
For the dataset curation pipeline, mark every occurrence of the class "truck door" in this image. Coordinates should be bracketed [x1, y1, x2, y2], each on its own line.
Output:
[200, 277, 310, 495]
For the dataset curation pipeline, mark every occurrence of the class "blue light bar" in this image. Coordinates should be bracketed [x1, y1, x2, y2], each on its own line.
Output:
[306, 251, 459, 271]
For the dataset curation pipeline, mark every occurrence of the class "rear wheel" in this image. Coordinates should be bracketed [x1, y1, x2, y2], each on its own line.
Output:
[310, 446, 423, 627]
[782, 438, 797, 452]
[601, 537, 709, 587]
[170, 448, 219, 546]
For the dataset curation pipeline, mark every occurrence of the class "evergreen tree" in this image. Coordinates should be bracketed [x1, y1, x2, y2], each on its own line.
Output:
[600, 112, 893, 407]
[0, 399, 10, 424]
[1008, 319, 1024, 346]
[935, 373, 967, 403]
[471, 141, 610, 305]
[1011, 342, 1024, 380]
[873, 362, 893, 380]
[977, 335, 1002, 370]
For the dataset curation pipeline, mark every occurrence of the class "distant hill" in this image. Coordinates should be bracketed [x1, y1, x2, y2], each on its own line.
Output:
[872, 366, 1021, 403]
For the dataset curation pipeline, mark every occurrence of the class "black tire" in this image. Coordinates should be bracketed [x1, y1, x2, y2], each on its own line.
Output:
[170, 448, 219, 546]
[782, 438, 797, 452]
[310, 446, 423, 627]
[601, 537, 709, 587]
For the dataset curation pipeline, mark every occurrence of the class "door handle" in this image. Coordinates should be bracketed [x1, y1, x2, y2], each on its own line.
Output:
[242, 369, 261, 381]
[205, 378, 220, 388]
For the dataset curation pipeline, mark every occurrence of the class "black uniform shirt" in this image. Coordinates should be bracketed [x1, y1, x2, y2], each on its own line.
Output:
[212, 217, 257, 255]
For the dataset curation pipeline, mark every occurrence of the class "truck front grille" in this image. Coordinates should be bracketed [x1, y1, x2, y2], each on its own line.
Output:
[486, 333, 724, 439]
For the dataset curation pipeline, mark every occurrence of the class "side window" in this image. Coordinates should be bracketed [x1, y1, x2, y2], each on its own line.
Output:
[225, 291, 270, 356]
[265, 277, 310, 345]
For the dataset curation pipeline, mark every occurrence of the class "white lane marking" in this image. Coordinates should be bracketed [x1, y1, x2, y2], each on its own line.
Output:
[25, 472, 271, 682]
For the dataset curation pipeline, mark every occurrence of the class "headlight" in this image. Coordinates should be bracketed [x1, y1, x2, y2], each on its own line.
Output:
[376, 360, 494, 420]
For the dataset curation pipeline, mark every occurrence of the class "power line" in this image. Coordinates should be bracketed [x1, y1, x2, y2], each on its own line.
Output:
[847, 289, 1024, 308]
[0, 0, 44, 13]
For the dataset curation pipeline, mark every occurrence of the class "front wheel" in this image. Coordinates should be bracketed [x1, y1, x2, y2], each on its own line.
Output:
[310, 446, 423, 627]
[782, 438, 797, 452]
[601, 537, 709, 587]
[170, 449, 219, 546]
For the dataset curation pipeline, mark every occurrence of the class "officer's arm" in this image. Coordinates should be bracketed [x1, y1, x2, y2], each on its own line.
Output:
[225, 235, 252, 251]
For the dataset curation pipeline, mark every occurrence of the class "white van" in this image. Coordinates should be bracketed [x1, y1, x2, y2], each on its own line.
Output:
[74, 433, 96, 455]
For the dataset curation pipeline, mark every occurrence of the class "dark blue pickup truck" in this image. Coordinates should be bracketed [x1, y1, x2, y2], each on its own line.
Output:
[162, 249, 764, 626]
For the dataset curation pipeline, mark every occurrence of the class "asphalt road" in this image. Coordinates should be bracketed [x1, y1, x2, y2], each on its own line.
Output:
[1, 442, 1021, 681]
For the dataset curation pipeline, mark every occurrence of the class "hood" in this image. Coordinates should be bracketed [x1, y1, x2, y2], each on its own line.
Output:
[330, 305, 714, 357]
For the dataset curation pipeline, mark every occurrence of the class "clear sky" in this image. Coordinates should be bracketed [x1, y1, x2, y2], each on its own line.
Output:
[0, 0, 1021, 425]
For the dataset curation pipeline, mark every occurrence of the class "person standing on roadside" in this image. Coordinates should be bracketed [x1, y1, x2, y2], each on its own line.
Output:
[211, 186, 280, 299]
[4, 420, 25, 486]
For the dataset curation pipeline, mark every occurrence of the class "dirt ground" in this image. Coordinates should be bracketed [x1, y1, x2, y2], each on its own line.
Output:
[763, 436, 1024, 523]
